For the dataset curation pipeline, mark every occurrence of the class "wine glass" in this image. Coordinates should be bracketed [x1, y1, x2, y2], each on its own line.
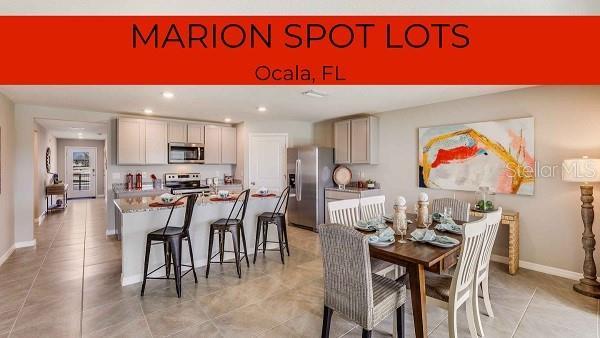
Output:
[424, 215, 433, 229]
[397, 221, 408, 244]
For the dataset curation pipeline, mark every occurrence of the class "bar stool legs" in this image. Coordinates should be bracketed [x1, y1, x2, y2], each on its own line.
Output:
[206, 224, 249, 279]
[253, 218, 290, 264]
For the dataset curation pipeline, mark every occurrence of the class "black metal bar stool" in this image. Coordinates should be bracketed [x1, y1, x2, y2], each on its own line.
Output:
[205, 189, 251, 278]
[253, 186, 291, 264]
[141, 194, 199, 298]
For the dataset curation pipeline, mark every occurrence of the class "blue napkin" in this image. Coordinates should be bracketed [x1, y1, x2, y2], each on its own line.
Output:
[357, 218, 386, 230]
[410, 229, 459, 246]
[434, 223, 462, 234]
[368, 227, 395, 243]
[432, 212, 456, 225]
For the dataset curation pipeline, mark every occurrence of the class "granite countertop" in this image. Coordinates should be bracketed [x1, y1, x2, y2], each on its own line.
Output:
[114, 194, 277, 214]
[112, 183, 171, 194]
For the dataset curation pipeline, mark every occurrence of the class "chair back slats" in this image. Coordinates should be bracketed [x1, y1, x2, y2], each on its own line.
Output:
[360, 195, 386, 221]
[328, 199, 360, 226]
[273, 186, 291, 215]
[477, 208, 502, 276]
[162, 194, 198, 235]
[450, 216, 487, 295]
[430, 198, 471, 222]
[318, 224, 374, 326]
[225, 189, 251, 226]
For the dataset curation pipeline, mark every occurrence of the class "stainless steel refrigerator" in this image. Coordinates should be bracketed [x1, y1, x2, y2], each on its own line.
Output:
[287, 146, 334, 231]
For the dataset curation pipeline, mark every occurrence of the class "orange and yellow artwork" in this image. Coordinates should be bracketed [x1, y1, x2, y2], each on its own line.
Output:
[418, 117, 534, 195]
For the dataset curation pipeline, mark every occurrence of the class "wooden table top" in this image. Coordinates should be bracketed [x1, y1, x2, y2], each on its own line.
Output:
[367, 214, 467, 268]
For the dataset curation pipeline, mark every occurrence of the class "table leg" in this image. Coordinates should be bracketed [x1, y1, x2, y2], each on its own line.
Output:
[407, 263, 427, 338]
[507, 216, 519, 275]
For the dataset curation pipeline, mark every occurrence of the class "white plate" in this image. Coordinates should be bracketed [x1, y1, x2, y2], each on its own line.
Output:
[369, 239, 395, 247]
[354, 225, 376, 232]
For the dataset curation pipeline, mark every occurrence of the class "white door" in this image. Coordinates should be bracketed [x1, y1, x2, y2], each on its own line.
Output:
[66, 147, 97, 198]
[248, 134, 288, 193]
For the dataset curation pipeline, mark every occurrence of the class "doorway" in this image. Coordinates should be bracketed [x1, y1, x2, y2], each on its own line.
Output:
[248, 133, 288, 192]
[66, 146, 97, 198]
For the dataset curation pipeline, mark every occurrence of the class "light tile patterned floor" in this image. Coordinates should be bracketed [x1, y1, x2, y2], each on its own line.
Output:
[0, 198, 598, 337]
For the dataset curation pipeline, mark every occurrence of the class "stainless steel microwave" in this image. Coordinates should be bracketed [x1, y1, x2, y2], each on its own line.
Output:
[168, 143, 205, 164]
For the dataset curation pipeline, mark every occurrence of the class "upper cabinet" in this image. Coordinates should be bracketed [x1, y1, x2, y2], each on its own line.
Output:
[334, 116, 379, 165]
[204, 125, 221, 164]
[187, 124, 205, 144]
[333, 120, 351, 164]
[220, 126, 237, 164]
[168, 122, 188, 143]
[117, 117, 234, 165]
[118, 118, 146, 165]
[204, 125, 237, 165]
[145, 120, 168, 164]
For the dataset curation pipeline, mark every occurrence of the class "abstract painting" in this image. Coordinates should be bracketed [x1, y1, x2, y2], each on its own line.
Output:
[418, 117, 534, 195]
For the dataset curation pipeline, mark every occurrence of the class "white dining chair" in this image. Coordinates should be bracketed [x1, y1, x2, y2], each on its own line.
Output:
[473, 208, 502, 336]
[424, 216, 487, 338]
[430, 198, 471, 222]
[328, 199, 361, 227]
[327, 198, 398, 279]
[360, 195, 386, 221]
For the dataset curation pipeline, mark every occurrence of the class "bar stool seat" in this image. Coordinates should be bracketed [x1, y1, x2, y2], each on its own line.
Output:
[206, 190, 251, 279]
[253, 186, 291, 264]
[141, 194, 199, 298]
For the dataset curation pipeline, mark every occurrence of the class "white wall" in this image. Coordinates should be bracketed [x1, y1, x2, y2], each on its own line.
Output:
[314, 86, 600, 274]
[33, 122, 57, 220]
[235, 120, 314, 187]
[0, 93, 15, 262]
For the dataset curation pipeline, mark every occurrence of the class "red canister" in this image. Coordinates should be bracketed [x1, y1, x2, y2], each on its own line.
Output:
[135, 173, 143, 189]
[126, 173, 134, 190]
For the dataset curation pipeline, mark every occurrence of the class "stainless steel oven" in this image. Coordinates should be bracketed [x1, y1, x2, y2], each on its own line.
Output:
[168, 143, 205, 164]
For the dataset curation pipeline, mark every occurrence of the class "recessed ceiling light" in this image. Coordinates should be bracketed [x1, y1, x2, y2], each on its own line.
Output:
[143, 108, 153, 114]
[257, 106, 267, 112]
[77, 132, 83, 136]
[224, 118, 232, 123]
[302, 89, 327, 98]
[70, 127, 85, 130]
[162, 91, 174, 99]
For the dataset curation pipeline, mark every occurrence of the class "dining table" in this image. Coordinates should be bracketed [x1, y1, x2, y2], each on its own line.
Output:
[365, 213, 469, 338]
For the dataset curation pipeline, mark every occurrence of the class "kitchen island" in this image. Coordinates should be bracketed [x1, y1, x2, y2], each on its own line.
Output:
[114, 195, 279, 286]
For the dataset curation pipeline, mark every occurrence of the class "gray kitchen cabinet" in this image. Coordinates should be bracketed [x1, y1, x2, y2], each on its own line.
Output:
[168, 122, 188, 143]
[144, 120, 168, 164]
[187, 123, 205, 144]
[204, 125, 222, 164]
[334, 120, 351, 164]
[334, 116, 379, 165]
[220, 126, 237, 164]
[118, 117, 146, 165]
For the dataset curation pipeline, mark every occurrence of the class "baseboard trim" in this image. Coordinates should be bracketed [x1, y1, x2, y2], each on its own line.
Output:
[97, 194, 105, 198]
[105, 229, 117, 236]
[0, 244, 16, 267]
[15, 240, 37, 249]
[491, 254, 582, 281]
[35, 212, 46, 225]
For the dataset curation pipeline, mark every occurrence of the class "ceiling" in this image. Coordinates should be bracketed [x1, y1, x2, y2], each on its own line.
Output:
[36, 118, 107, 140]
[1, 85, 529, 123]
[1, 0, 598, 14]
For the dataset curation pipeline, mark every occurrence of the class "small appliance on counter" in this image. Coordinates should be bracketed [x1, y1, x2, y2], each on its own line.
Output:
[164, 173, 211, 195]
[224, 175, 234, 184]
[126, 173, 134, 190]
[135, 173, 143, 189]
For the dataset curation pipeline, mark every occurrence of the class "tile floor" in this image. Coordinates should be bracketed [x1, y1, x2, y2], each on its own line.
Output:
[0, 198, 598, 337]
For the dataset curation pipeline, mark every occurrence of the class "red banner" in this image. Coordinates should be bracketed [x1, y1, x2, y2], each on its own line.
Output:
[0, 16, 599, 84]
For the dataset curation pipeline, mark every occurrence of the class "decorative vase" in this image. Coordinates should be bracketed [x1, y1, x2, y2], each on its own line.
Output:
[417, 200, 429, 228]
[393, 204, 407, 235]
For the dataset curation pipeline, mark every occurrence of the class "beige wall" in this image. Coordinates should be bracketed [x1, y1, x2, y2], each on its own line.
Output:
[0, 93, 15, 260]
[314, 86, 600, 274]
[57, 138, 105, 196]
[33, 123, 57, 219]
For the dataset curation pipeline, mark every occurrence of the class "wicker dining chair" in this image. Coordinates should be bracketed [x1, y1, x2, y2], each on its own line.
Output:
[328, 199, 397, 277]
[430, 198, 471, 222]
[473, 208, 502, 336]
[318, 224, 406, 338]
[423, 215, 487, 338]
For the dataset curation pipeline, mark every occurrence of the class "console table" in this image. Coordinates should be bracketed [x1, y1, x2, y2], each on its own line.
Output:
[470, 209, 520, 275]
[46, 183, 69, 212]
